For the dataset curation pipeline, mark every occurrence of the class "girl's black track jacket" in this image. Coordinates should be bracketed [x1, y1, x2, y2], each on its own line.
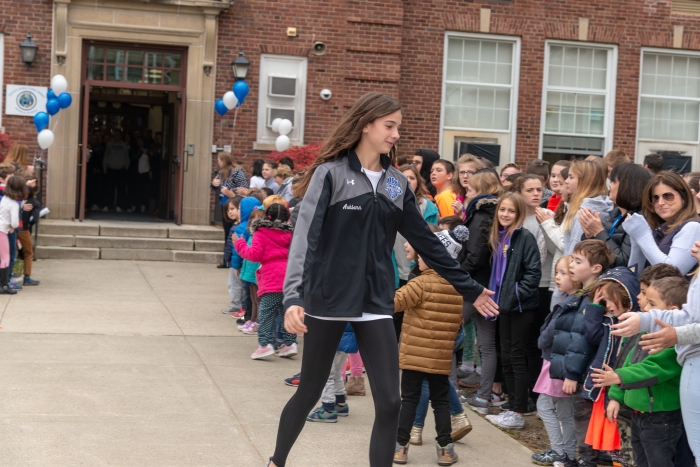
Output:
[283, 149, 484, 318]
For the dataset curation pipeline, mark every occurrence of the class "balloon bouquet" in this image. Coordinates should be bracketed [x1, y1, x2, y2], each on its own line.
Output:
[33, 75, 73, 150]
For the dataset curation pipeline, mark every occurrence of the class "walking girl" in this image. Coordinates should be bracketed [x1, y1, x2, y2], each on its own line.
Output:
[269, 92, 496, 467]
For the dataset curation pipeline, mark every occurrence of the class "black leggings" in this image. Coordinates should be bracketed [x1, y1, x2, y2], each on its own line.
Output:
[271, 316, 401, 467]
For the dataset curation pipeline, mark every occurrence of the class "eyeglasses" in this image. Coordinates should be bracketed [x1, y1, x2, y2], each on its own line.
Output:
[459, 171, 475, 177]
[651, 192, 677, 204]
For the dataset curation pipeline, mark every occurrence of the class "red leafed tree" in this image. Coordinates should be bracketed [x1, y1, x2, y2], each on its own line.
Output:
[269, 142, 322, 170]
[0, 131, 12, 162]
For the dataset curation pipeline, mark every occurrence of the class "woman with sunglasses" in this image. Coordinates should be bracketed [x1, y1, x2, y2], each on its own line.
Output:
[624, 171, 700, 275]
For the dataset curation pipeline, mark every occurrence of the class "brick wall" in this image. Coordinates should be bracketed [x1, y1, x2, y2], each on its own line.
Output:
[0, 0, 53, 157]
[216, 0, 700, 172]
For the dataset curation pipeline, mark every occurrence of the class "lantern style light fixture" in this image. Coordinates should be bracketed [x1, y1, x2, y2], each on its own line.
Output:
[231, 50, 250, 81]
[19, 33, 38, 67]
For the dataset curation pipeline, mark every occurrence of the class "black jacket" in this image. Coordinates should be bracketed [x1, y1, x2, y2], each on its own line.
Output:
[550, 293, 595, 382]
[283, 149, 484, 317]
[495, 228, 541, 314]
[416, 149, 440, 197]
[457, 195, 497, 287]
[22, 196, 41, 231]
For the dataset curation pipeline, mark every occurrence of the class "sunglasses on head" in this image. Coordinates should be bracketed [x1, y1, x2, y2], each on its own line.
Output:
[651, 192, 677, 204]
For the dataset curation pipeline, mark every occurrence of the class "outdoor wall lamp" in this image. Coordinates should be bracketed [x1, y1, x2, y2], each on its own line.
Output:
[231, 51, 250, 81]
[19, 33, 38, 67]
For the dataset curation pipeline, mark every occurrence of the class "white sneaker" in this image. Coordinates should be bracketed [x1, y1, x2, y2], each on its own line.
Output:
[278, 343, 298, 358]
[485, 411, 525, 429]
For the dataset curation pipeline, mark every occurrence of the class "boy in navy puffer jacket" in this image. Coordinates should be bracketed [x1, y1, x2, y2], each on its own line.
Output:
[549, 240, 613, 467]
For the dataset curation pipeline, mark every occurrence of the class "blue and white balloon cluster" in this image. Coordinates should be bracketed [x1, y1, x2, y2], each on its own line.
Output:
[215, 81, 249, 116]
[33, 75, 73, 150]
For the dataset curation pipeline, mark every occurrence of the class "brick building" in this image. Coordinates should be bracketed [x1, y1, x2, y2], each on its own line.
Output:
[2, 0, 700, 225]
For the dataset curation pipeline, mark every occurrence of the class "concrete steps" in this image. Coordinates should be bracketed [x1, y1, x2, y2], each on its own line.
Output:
[35, 220, 224, 263]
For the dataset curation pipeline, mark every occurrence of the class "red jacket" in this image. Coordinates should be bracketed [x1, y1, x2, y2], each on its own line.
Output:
[234, 218, 293, 297]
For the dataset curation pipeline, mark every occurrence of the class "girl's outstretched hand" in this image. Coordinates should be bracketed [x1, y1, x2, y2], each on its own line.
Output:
[285, 305, 308, 334]
[473, 288, 498, 318]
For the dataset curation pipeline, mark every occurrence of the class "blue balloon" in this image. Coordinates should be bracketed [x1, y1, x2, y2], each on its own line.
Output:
[215, 98, 228, 116]
[47, 89, 57, 100]
[46, 98, 60, 116]
[33, 112, 49, 132]
[58, 92, 72, 109]
[233, 81, 249, 104]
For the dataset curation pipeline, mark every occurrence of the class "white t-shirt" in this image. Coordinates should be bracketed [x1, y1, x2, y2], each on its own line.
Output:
[250, 175, 265, 188]
[308, 167, 392, 322]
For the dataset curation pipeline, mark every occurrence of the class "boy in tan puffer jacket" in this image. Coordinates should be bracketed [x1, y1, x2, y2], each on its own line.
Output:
[393, 227, 466, 466]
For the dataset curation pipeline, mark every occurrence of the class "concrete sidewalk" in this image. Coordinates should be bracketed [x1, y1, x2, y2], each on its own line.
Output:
[0, 260, 535, 466]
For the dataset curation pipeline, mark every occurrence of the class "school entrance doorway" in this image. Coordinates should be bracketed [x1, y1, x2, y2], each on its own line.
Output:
[77, 41, 187, 223]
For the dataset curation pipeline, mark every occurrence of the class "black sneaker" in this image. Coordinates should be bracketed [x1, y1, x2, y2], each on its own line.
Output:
[236, 316, 246, 325]
[552, 456, 580, 467]
[499, 402, 510, 411]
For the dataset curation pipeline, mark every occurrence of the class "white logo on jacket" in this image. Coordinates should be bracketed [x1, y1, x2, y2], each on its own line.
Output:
[346, 179, 355, 185]
[343, 204, 362, 210]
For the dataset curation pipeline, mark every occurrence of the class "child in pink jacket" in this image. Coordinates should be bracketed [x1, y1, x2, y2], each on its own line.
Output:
[234, 204, 297, 360]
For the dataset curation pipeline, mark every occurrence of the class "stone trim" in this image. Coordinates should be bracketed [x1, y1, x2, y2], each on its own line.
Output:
[258, 44, 310, 57]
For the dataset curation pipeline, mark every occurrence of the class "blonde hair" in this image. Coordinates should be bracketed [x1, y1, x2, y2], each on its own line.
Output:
[555, 254, 583, 291]
[263, 194, 288, 210]
[468, 170, 502, 197]
[296, 92, 400, 196]
[563, 160, 608, 232]
[5, 143, 28, 168]
[276, 164, 293, 179]
[217, 152, 240, 179]
[489, 193, 527, 252]
[453, 154, 486, 197]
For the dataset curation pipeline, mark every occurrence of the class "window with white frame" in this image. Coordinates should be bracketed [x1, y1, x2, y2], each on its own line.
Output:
[540, 42, 617, 163]
[639, 51, 700, 143]
[443, 36, 517, 132]
[256, 55, 307, 145]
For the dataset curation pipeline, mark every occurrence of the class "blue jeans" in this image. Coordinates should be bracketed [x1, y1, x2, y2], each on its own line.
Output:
[413, 379, 462, 428]
[8, 230, 16, 276]
[632, 409, 684, 467]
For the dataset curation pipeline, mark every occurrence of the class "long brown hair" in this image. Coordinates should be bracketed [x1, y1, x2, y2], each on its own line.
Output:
[218, 152, 240, 179]
[563, 160, 608, 232]
[5, 143, 28, 168]
[296, 92, 401, 196]
[3, 175, 27, 201]
[399, 164, 429, 203]
[468, 170, 502, 197]
[641, 171, 698, 234]
[489, 193, 527, 252]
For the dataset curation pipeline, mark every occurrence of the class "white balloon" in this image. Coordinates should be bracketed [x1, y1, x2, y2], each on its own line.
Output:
[51, 75, 68, 95]
[278, 119, 293, 136]
[37, 129, 54, 150]
[271, 118, 282, 133]
[223, 91, 238, 110]
[275, 135, 291, 152]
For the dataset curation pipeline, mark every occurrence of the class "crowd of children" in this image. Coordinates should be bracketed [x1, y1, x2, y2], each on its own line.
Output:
[214, 137, 700, 467]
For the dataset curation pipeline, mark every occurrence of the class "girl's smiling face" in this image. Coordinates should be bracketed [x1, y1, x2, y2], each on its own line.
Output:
[550, 165, 564, 192]
[498, 198, 517, 228]
[361, 110, 402, 154]
[262, 163, 274, 180]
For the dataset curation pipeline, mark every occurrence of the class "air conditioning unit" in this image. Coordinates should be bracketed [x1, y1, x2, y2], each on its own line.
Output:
[267, 108, 295, 128]
[659, 151, 692, 174]
[453, 137, 500, 166]
[268, 75, 297, 98]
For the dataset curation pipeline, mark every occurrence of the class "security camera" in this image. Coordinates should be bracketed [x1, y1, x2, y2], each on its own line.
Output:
[313, 42, 327, 56]
[320, 89, 332, 101]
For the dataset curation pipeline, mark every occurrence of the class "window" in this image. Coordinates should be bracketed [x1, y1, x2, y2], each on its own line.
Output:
[443, 37, 517, 131]
[85, 45, 184, 87]
[540, 42, 617, 163]
[639, 51, 700, 143]
[0, 34, 4, 127]
[257, 55, 307, 146]
[440, 33, 521, 164]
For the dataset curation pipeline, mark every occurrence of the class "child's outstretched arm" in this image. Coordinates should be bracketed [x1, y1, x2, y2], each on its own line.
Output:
[234, 232, 264, 263]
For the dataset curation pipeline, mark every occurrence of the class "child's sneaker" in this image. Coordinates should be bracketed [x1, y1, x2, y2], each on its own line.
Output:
[436, 442, 458, 466]
[490, 390, 507, 406]
[278, 343, 298, 358]
[284, 373, 300, 387]
[552, 456, 581, 467]
[306, 407, 337, 423]
[237, 320, 251, 331]
[232, 308, 245, 318]
[250, 344, 275, 360]
[221, 306, 236, 314]
[532, 450, 568, 466]
[409, 426, 423, 445]
[485, 410, 525, 429]
[335, 403, 349, 416]
[242, 322, 258, 335]
[393, 442, 409, 464]
[465, 395, 490, 415]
